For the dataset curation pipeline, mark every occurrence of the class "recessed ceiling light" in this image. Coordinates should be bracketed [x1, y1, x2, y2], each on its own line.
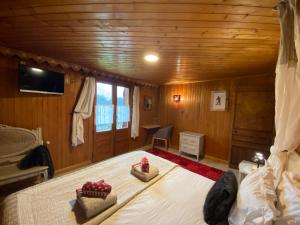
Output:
[144, 54, 159, 62]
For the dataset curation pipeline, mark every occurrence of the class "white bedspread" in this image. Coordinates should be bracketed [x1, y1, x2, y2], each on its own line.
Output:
[1, 151, 176, 225]
[102, 167, 214, 225]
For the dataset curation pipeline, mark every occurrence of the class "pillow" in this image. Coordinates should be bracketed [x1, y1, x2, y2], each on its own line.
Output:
[228, 162, 280, 225]
[274, 171, 300, 225]
[203, 171, 238, 225]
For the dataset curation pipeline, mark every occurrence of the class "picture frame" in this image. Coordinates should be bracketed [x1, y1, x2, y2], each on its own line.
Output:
[143, 96, 153, 111]
[210, 91, 227, 111]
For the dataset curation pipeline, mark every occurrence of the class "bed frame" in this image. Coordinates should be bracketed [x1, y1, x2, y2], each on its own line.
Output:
[0, 125, 48, 186]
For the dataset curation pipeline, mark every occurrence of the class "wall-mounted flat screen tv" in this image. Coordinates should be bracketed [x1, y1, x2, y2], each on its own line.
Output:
[18, 63, 64, 95]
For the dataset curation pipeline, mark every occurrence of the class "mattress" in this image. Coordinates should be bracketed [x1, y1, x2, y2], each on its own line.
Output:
[102, 166, 214, 225]
[1, 151, 176, 225]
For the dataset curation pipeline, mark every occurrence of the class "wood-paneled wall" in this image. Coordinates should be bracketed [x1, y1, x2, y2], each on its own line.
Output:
[159, 75, 275, 162]
[0, 54, 159, 171]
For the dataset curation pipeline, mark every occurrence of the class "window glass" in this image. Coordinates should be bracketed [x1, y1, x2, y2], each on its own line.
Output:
[117, 86, 130, 129]
[95, 83, 113, 132]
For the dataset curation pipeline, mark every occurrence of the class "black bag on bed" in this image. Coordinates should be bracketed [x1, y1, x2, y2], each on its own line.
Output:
[18, 145, 55, 178]
[203, 171, 238, 225]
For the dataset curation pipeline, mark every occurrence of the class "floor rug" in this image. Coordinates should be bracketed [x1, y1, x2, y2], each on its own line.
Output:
[148, 148, 224, 181]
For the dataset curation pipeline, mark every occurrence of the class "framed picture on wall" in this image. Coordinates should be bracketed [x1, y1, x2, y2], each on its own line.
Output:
[210, 91, 227, 111]
[143, 96, 153, 111]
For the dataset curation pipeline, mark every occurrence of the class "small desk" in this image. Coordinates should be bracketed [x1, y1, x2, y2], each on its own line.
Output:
[142, 124, 160, 144]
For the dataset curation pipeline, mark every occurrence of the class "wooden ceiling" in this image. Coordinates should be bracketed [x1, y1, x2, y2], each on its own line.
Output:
[0, 0, 280, 84]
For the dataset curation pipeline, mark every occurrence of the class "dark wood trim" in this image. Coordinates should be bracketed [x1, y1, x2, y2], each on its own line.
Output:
[0, 46, 158, 87]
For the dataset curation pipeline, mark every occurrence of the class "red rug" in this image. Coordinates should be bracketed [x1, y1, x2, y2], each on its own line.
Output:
[148, 148, 224, 181]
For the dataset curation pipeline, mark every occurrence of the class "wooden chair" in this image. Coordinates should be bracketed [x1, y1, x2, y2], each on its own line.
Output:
[151, 125, 173, 150]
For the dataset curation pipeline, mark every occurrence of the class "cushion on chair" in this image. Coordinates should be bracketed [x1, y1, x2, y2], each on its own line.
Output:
[0, 163, 48, 185]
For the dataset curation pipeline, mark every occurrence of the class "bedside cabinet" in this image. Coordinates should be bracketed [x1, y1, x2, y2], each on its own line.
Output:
[179, 131, 204, 160]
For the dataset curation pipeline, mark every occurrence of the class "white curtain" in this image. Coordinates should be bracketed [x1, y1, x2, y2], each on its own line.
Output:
[71, 77, 96, 147]
[131, 86, 140, 139]
[268, 0, 300, 184]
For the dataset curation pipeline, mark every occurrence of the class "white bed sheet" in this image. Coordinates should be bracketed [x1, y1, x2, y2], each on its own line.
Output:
[1, 151, 176, 225]
[102, 166, 214, 225]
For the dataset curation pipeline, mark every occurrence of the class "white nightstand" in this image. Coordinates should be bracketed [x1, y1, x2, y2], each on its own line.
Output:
[238, 160, 258, 183]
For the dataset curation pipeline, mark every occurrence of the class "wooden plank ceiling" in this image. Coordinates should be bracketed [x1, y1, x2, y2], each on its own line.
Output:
[0, 0, 280, 84]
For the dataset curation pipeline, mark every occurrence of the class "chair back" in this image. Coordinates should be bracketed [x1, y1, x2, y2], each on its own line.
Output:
[0, 125, 43, 165]
[153, 125, 173, 139]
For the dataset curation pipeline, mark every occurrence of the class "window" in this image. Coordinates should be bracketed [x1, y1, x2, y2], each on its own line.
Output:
[117, 86, 130, 129]
[95, 83, 113, 132]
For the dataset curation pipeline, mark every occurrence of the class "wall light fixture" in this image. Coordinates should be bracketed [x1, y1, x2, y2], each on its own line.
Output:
[173, 95, 181, 103]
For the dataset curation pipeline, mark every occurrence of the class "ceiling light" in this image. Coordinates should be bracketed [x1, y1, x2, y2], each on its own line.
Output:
[31, 67, 43, 73]
[144, 54, 159, 62]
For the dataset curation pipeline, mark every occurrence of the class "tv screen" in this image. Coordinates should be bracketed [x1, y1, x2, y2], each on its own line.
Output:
[18, 63, 64, 95]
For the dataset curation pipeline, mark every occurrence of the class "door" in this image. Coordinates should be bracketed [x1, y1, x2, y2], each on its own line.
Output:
[93, 82, 131, 162]
[93, 82, 114, 162]
[229, 86, 275, 168]
[115, 85, 131, 155]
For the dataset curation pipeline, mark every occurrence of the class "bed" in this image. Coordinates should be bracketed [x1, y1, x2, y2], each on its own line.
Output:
[102, 166, 214, 225]
[1, 150, 214, 225]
